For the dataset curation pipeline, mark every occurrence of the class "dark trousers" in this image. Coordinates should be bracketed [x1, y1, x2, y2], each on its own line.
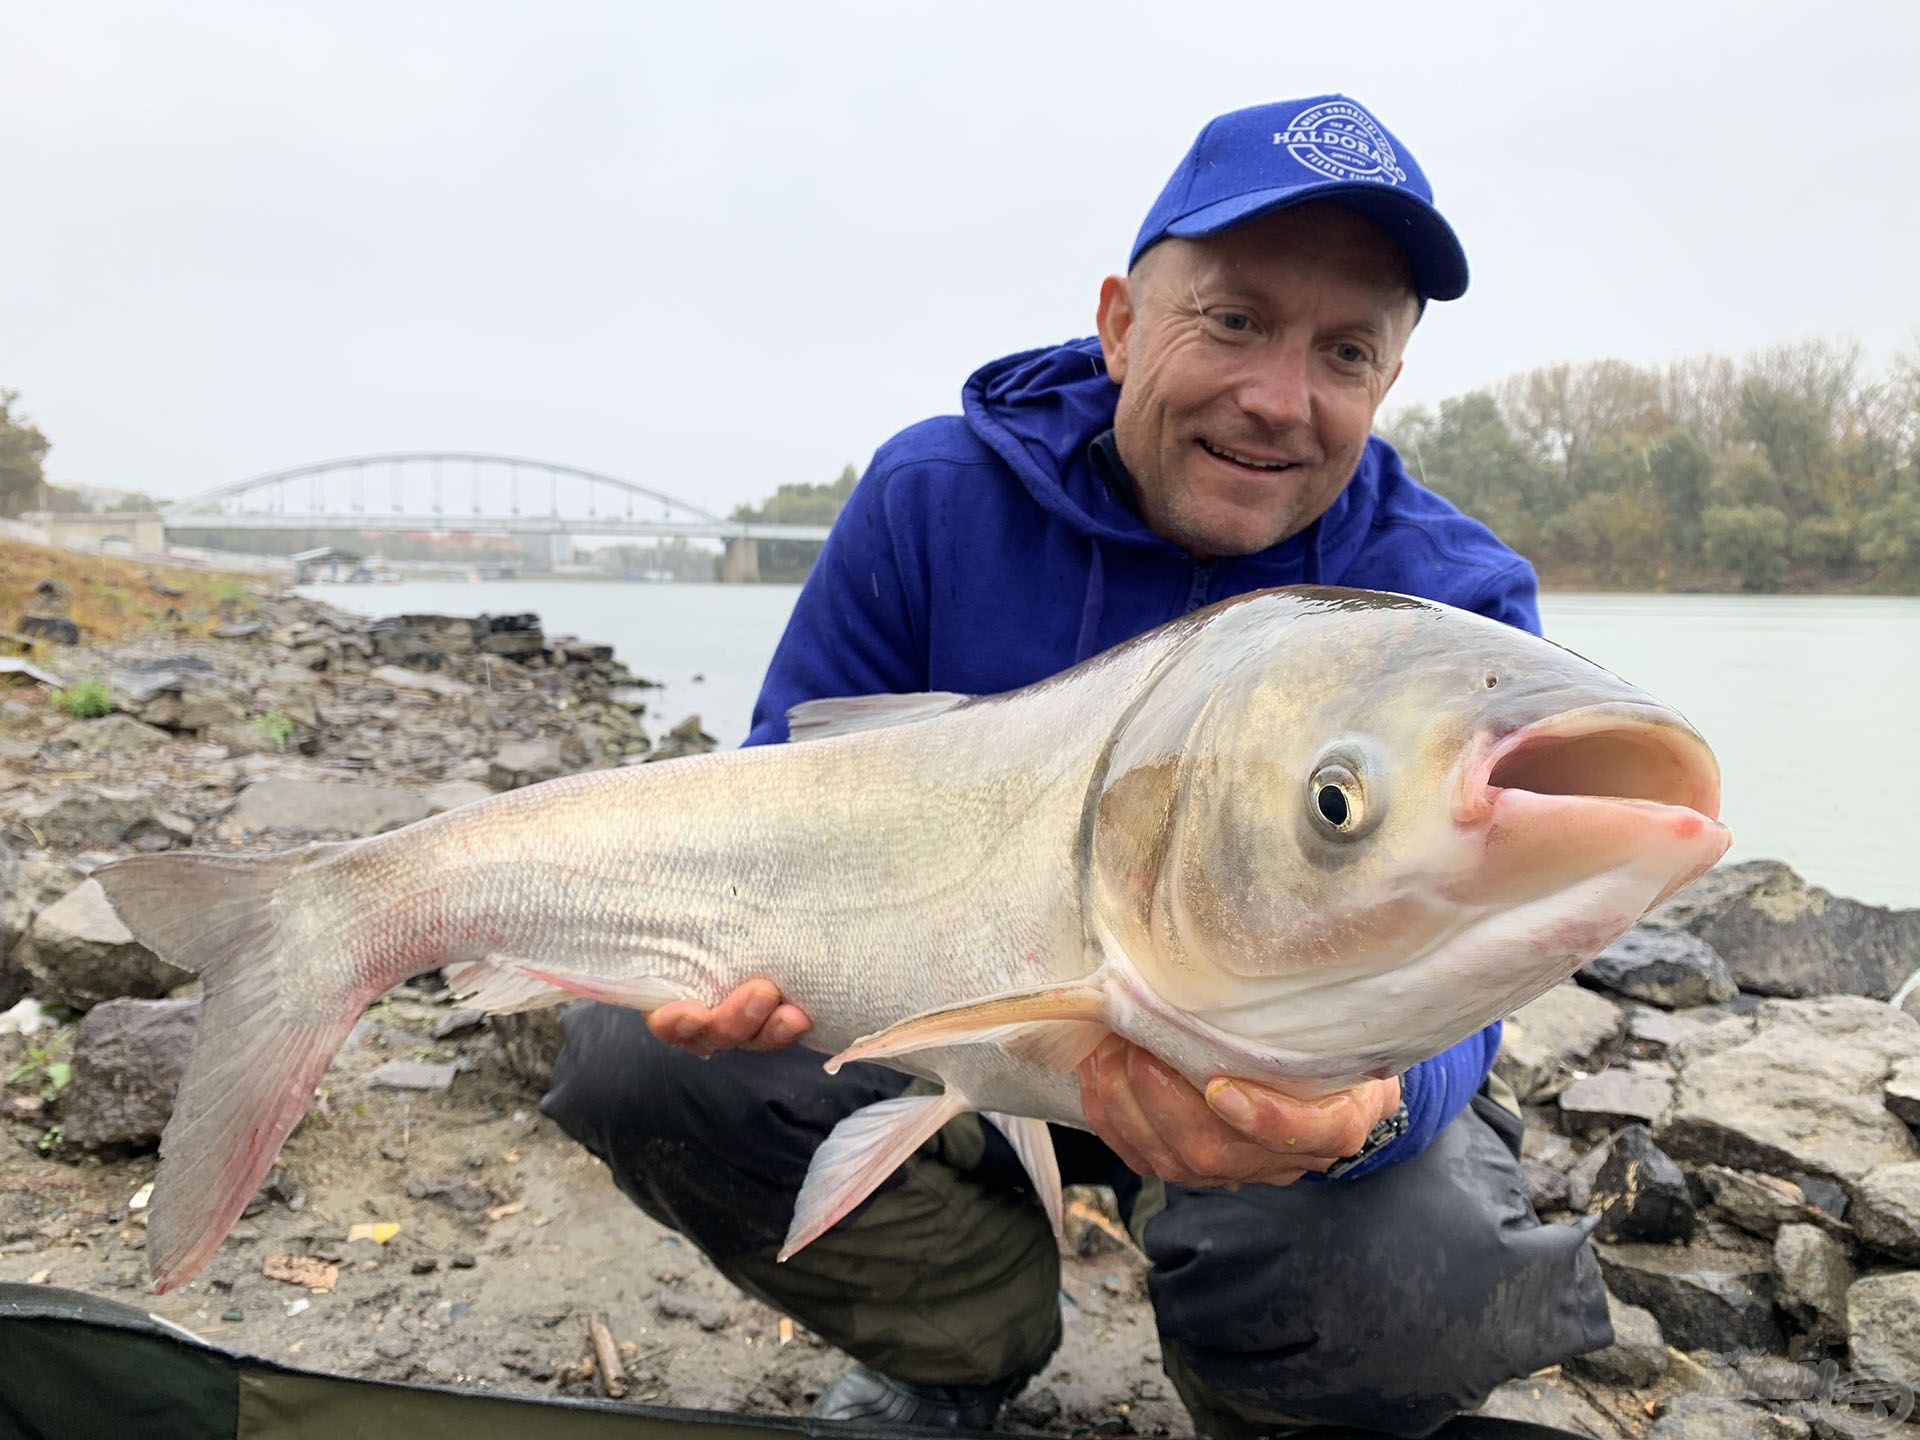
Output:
[542, 1002, 1611, 1439]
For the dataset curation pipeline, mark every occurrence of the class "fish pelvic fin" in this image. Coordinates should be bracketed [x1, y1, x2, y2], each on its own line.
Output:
[985, 1113, 1065, 1240]
[444, 959, 576, 1015]
[779, 1090, 968, 1261]
[825, 979, 1112, 1074]
[92, 847, 368, 1294]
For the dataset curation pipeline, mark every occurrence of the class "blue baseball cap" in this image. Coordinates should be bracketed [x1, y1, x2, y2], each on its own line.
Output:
[1130, 95, 1469, 302]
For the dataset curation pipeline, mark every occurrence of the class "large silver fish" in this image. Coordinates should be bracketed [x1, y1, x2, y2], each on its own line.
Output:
[96, 587, 1729, 1293]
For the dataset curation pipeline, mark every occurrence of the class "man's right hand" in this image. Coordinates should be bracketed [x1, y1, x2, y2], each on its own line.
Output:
[647, 979, 812, 1058]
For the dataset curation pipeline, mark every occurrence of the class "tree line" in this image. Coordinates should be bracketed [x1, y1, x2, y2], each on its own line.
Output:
[729, 464, 859, 581]
[1383, 338, 1920, 592]
[12, 338, 1918, 593]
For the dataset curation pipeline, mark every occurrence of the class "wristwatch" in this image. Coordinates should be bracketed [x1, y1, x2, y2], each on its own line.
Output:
[1322, 1102, 1409, 1179]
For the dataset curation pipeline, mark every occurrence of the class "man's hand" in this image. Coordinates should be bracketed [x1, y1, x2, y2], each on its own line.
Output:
[1076, 1036, 1402, 1188]
[647, 979, 812, 1058]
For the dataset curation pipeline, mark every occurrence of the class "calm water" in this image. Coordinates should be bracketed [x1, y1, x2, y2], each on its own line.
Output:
[303, 581, 1920, 910]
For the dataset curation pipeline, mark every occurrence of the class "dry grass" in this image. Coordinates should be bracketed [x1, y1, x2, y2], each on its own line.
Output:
[0, 539, 268, 647]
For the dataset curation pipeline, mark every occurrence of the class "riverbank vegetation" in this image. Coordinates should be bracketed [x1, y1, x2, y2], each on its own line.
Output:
[1384, 338, 1920, 593]
[0, 539, 258, 645]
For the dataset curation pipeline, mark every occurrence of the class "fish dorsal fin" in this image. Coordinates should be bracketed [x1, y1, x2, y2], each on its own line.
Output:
[780, 1090, 967, 1260]
[787, 692, 972, 742]
[985, 1113, 1065, 1239]
[826, 979, 1111, 1072]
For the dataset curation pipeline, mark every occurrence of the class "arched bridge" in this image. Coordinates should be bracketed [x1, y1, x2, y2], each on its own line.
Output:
[162, 452, 833, 544]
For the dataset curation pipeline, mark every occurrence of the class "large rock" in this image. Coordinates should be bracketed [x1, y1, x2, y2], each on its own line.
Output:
[424, 780, 493, 815]
[1846, 1273, 1920, 1390]
[1474, 1378, 1620, 1436]
[488, 739, 564, 792]
[13, 785, 194, 852]
[1558, 1067, 1673, 1135]
[1658, 997, 1920, 1186]
[112, 657, 247, 733]
[1888, 1058, 1920, 1130]
[394, 614, 482, 656]
[1494, 981, 1623, 1104]
[1595, 1240, 1782, 1353]
[15, 880, 191, 1010]
[1580, 925, 1739, 1008]
[369, 664, 472, 698]
[0, 839, 28, 1009]
[18, 613, 80, 645]
[1566, 1289, 1666, 1386]
[1590, 1124, 1696, 1242]
[217, 778, 430, 840]
[1849, 1162, 1920, 1261]
[1700, 1166, 1821, 1240]
[1648, 1393, 1810, 1439]
[1649, 859, 1920, 1000]
[47, 714, 174, 754]
[1771, 1223, 1851, 1346]
[60, 997, 198, 1147]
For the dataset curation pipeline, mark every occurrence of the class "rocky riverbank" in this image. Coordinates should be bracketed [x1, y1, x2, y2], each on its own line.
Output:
[2, 569, 1918, 1437]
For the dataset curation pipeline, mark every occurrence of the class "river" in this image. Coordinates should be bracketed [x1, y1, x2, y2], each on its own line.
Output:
[302, 581, 1920, 911]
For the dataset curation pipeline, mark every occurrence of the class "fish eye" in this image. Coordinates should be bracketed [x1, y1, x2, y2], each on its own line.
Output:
[1308, 761, 1369, 840]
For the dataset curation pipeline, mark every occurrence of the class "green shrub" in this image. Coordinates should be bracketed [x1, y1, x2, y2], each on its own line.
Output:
[51, 678, 114, 719]
[249, 710, 295, 751]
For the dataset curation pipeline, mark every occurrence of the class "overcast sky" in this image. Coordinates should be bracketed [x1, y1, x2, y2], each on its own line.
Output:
[4, 1, 1915, 516]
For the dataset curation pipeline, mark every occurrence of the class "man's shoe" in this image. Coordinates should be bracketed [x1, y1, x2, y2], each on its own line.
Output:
[810, 1359, 1041, 1430]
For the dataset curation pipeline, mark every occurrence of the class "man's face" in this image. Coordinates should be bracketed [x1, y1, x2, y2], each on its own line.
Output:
[1095, 203, 1420, 560]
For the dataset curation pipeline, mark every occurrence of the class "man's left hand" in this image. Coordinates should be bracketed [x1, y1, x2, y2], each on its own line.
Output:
[1076, 1036, 1402, 1189]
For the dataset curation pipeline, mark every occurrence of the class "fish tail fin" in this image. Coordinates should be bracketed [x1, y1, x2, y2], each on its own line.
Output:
[93, 845, 367, 1293]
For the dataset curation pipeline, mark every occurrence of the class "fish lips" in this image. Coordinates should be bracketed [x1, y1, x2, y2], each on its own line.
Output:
[1454, 702, 1732, 903]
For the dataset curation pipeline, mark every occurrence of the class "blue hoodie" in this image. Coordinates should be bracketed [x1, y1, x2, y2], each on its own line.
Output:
[744, 336, 1541, 1178]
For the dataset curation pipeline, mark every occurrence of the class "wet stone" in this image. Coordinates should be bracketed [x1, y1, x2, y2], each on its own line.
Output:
[1580, 926, 1739, 1008]
[1567, 1290, 1666, 1387]
[1848, 1161, 1920, 1261]
[1770, 1223, 1851, 1345]
[1558, 1068, 1674, 1136]
[1594, 1241, 1781, 1353]
[1887, 1057, 1920, 1130]
[1699, 1166, 1810, 1239]
[1591, 1125, 1696, 1243]
[1522, 1157, 1571, 1213]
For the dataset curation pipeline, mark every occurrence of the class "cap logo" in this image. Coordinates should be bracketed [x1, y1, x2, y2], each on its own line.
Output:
[1273, 100, 1407, 187]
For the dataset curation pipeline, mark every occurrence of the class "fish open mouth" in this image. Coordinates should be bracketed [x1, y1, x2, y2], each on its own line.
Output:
[1453, 704, 1731, 918]
[1461, 705, 1723, 823]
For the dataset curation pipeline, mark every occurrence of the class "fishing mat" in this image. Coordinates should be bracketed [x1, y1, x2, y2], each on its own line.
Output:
[0, 1283, 1591, 1440]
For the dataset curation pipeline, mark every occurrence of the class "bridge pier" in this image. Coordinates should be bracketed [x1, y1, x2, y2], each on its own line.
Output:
[517, 532, 571, 571]
[721, 537, 761, 584]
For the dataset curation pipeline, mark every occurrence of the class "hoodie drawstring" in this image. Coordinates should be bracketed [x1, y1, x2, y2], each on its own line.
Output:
[1073, 538, 1107, 664]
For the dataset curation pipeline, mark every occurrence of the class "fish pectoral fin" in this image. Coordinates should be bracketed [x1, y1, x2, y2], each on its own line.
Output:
[1003, 1021, 1112, 1073]
[985, 1113, 1065, 1239]
[780, 1091, 968, 1261]
[824, 980, 1111, 1073]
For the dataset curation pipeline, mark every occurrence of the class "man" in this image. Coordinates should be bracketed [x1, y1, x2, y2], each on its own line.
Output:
[545, 95, 1611, 1437]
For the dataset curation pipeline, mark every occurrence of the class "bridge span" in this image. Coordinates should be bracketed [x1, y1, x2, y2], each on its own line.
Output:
[160, 452, 833, 580]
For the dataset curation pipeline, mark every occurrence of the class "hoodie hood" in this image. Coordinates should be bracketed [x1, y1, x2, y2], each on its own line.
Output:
[960, 336, 1385, 589]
